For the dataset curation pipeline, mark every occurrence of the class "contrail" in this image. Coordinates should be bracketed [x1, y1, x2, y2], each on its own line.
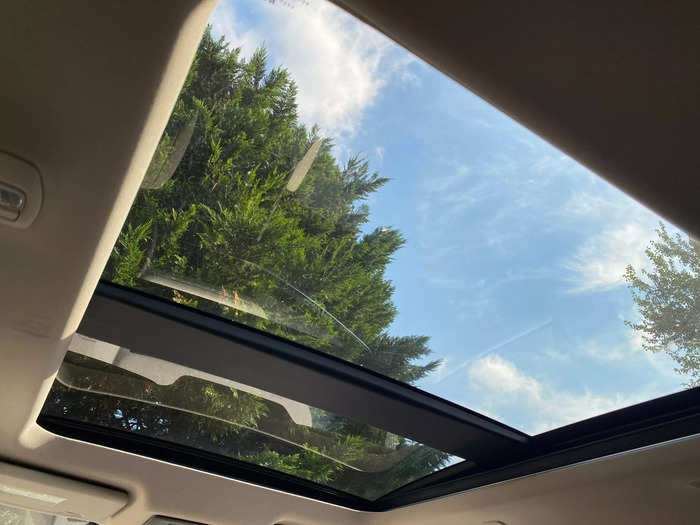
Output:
[433, 318, 553, 385]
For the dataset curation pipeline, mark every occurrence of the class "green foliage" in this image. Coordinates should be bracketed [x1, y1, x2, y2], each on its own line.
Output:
[243, 447, 340, 484]
[625, 223, 700, 386]
[110, 220, 152, 286]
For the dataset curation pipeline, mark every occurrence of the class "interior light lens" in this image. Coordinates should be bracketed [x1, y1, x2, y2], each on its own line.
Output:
[0, 182, 25, 221]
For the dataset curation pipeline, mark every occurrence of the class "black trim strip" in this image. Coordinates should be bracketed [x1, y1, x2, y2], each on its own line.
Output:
[377, 387, 700, 509]
[535, 385, 700, 452]
[78, 281, 526, 462]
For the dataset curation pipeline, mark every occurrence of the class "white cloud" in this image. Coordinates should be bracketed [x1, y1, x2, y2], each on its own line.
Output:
[415, 143, 590, 262]
[467, 354, 645, 433]
[418, 149, 670, 298]
[540, 347, 571, 363]
[561, 190, 672, 293]
[563, 191, 614, 217]
[212, 0, 414, 139]
[429, 164, 470, 193]
[469, 354, 542, 401]
[584, 339, 633, 362]
[210, 3, 260, 59]
[564, 222, 654, 293]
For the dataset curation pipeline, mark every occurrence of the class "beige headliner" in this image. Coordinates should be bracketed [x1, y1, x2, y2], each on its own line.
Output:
[0, 1, 698, 524]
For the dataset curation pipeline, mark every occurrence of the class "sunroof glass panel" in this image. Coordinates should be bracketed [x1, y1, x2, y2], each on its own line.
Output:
[101, 0, 694, 436]
[41, 334, 460, 500]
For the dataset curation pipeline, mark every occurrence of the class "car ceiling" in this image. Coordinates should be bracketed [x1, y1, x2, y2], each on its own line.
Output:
[0, 1, 698, 524]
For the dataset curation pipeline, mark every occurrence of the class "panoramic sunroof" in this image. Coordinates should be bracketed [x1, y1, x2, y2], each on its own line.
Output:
[104, 0, 693, 432]
[39, 0, 700, 507]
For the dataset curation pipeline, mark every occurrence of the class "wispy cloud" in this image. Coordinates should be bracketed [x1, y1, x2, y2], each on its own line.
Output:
[212, 0, 415, 140]
[210, 1, 259, 56]
[561, 191, 669, 293]
[434, 268, 555, 323]
[564, 222, 655, 293]
[374, 146, 385, 165]
[415, 136, 594, 264]
[466, 354, 647, 433]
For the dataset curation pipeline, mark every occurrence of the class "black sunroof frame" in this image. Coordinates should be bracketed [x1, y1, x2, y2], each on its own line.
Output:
[37, 281, 700, 510]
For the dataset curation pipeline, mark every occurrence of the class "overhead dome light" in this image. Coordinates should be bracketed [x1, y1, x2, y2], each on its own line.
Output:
[0, 182, 25, 221]
[0, 152, 42, 228]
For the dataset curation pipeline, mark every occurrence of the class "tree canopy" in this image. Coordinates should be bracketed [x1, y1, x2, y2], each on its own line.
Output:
[625, 223, 700, 387]
[106, 29, 439, 380]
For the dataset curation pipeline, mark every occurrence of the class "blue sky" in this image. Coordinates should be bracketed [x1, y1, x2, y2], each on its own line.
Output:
[211, 0, 687, 434]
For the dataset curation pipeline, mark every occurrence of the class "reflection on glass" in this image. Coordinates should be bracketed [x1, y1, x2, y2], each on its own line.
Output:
[101, 0, 694, 437]
[41, 335, 460, 500]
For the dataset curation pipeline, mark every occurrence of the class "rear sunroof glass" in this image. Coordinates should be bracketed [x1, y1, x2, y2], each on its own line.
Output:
[41, 334, 460, 500]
